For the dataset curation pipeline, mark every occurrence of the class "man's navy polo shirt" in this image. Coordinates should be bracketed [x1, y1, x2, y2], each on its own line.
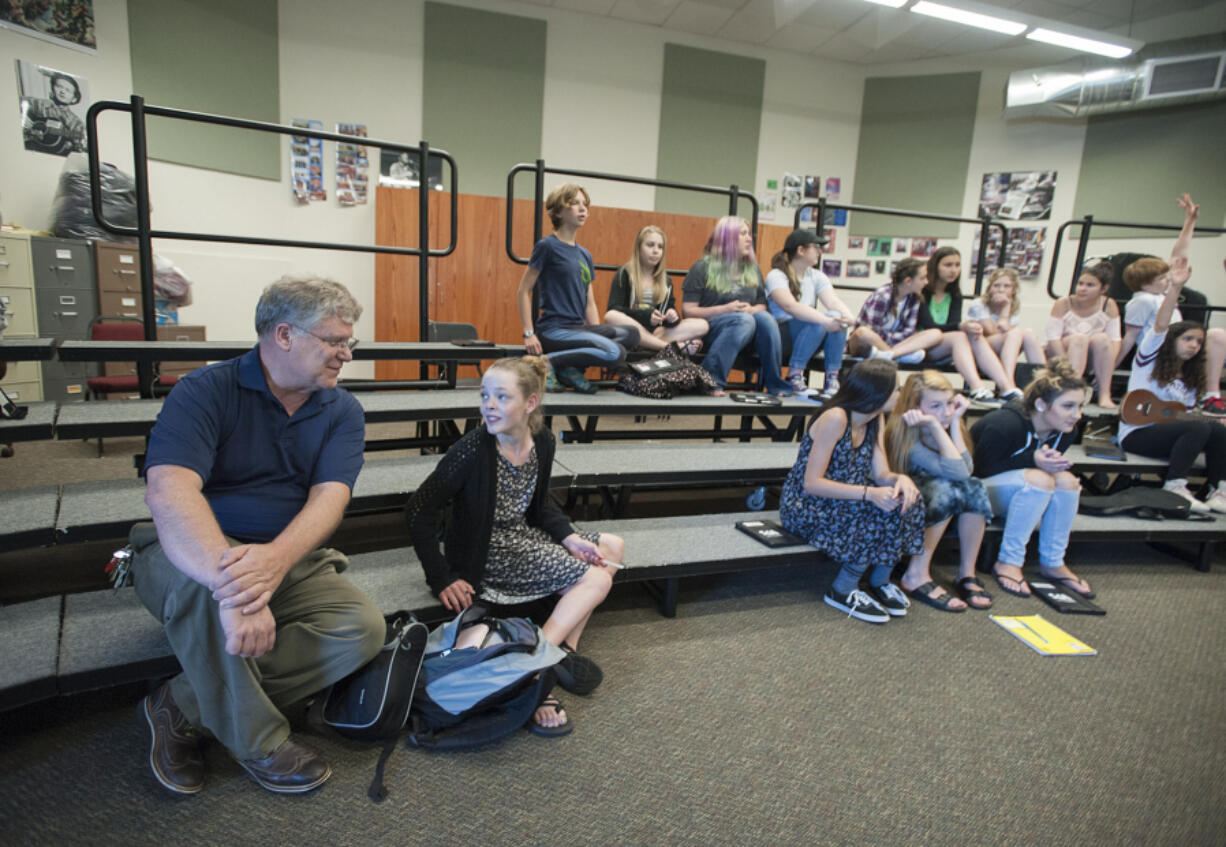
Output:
[145, 346, 365, 542]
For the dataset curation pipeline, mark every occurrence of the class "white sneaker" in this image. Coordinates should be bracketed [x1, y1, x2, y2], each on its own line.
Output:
[896, 350, 925, 365]
[867, 347, 892, 361]
[824, 588, 890, 624]
[1207, 486, 1226, 514]
[788, 371, 817, 397]
[969, 387, 1001, 405]
[1163, 479, 1211, 513]
[820, 376, 840, 399]
[999, 388, 1023, 401]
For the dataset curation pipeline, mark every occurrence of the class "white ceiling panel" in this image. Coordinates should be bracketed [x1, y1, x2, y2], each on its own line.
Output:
[714, 0, 782, 43]
[766, 21, 840, 50]
[796, 0, 876, 31]
[811, 36, 877, 62]
[609, 0, 681, 25]
[665, 0, 738, 33]
[686, 0, 747, 9]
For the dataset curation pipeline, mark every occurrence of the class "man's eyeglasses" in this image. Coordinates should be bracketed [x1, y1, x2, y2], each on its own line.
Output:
[293, 326, 359, 352]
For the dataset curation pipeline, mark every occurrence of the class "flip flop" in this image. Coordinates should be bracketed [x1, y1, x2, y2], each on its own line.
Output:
[905, 581, 966, 613]
[528, 696, 573, 738]
[1039, 572, 1096, 600]
[956, 576, 993, 609]
[991, 567, 1031, 598]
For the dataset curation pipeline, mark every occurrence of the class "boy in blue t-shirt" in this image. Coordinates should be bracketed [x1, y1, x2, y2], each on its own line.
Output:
[516, 183, 638, 393]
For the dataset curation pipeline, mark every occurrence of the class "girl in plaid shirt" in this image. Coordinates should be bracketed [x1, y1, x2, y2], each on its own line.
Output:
[849, 259, 943, 365]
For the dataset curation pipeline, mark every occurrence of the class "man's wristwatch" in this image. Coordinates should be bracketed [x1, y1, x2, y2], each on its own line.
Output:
[523, 330, 535, 338]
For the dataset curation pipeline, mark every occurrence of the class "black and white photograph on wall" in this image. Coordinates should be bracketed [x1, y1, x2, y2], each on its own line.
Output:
[16, 60, 88, 156]
[378, 148, 445, 191]
[1, 1, 95, 51]
[874, 260, 887, 274]
[978, 171, 1056, 220]
[846, 260, 869, 279]
[780, 173, 802, 208]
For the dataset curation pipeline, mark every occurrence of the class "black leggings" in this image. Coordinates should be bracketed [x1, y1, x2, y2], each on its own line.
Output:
[1121, 420, 1226, 485]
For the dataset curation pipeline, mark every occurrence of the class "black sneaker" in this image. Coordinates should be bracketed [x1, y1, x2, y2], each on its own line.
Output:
[823, 588, 890, 624]
[867, 583, 911, 617]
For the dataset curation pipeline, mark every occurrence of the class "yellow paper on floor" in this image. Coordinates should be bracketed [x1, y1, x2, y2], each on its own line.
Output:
[990, 614, 1097, 657]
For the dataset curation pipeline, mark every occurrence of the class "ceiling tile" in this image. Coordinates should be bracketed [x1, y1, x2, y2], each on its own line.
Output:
[935, 29, 1027, 56]
[796, 0, 876, 31]
[663, 0, 738, 35]
[843, 7, 926, 49]
[609, 0, 682, 25]
[766, 21, 839, 50]
[714, 0, 781, 43]
[858, 42, 943, 62]
[684, 0, 748, 9]
[555, 0, 618, 13]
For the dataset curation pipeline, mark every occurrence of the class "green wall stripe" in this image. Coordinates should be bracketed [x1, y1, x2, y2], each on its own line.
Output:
[423, 2, 545, 198]
[128, 0, 280, 180]
[851, 72, 980, 238]
[654, 44, 764, 218]
[1073, 99, 1226, 240]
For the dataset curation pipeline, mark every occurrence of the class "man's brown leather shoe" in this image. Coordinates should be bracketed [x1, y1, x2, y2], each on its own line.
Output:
[143, 683, 205, 794]
[238, 736, 331, 794]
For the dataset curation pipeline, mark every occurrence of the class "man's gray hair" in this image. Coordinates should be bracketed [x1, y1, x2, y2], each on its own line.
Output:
[254, 274, 363, 337]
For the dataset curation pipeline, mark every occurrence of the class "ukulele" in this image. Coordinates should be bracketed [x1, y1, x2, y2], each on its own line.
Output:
[1120, 389, 1209, 426]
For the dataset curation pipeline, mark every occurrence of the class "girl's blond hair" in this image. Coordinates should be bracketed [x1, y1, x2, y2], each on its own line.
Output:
[884, 370, 972, 473]
[486, 356, 549, 433]
[983, 267, 1020, 316]
[624, 225, 670, 310]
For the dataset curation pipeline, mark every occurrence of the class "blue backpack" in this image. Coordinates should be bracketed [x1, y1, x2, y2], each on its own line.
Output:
[406, 606, 566, 750]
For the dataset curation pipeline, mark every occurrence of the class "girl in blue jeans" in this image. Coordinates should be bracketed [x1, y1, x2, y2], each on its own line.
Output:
[681, 216, 791, 395]
[764, 228, 855, 398]
[970, 360, 1094, 599]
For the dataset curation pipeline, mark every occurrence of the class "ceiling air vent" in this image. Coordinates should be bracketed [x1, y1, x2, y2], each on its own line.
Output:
[1144, 52, 1225, 100]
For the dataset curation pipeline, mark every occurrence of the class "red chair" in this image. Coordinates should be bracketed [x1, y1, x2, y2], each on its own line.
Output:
[85, 317, 180, 400]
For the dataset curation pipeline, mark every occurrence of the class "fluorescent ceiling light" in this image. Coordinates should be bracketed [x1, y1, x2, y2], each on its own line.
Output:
[1027, 27, 1134, 59]
[910, 1, 1026, 36]
[861, 0, 908, 8]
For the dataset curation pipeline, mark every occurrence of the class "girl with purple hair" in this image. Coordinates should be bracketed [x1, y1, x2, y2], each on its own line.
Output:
[681, 216, 791, 394]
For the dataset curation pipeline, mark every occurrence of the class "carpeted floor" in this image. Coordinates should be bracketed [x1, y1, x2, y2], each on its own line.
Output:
[3, 544, 1224, 846]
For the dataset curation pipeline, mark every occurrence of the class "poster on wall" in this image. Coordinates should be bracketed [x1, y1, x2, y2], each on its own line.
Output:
[825, 178, 840, 201]
[335, 123, 369, 206]
[758, 192, 777, 222]
[911, 238, 938, 258]
[1, 2, 95, 52]
[978, 171, 1056, 220]
[780, 173, 802, 208]
[821, 259, 842, 278]
[16, 60, 88, 156]
[874, 260, 887, 274]
[291, 119, 326, 204]
[378, 149, 445, 191]
[846, 260, 869, 279]
[848, 236, 864, 250]
[867, 238, 892, 257]
[803, 175, 821, 200]
[971, 227, 1046, 278]
[895, 240, 909, 255]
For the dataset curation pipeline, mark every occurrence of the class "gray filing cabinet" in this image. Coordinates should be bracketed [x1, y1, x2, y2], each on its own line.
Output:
[31, 236, 98, 402]
[0, 232, 43, 402]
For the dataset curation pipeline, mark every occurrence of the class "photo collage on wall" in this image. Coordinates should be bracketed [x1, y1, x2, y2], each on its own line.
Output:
[815, 236, 946, 281]
[335, 123, 369, 206]
[971, 227, 1046, 278]
[761, 172, 845, 227]
[978, 171, 1056, 221]
[290, 119, 326, 203]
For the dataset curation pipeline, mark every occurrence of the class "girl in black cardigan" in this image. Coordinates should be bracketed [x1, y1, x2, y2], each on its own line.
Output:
[405, 356, 624, 736]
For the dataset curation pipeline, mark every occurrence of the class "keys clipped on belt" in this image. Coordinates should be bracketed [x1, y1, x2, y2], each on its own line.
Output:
[106, 546, 134, 592]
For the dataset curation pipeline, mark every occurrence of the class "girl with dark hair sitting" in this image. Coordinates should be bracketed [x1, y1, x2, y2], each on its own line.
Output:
[1117, 257, 1226, 513]
[779, 359, 925, 624]
[1045, 261, 1120, 409]
[970, 360, 1092, 599]
[919, 247, 1022, 403]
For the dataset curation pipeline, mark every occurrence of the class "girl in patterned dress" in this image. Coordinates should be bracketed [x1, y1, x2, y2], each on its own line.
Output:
[884, 371, 994, 613]
[405, 357, 625, 736]
[779, 359, 926, 624]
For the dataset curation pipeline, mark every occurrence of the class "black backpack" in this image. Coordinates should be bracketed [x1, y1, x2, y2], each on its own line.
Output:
[1079, 487, 1211, 521]
[406, 605, 566, 751]
[318, 611, 429, 802]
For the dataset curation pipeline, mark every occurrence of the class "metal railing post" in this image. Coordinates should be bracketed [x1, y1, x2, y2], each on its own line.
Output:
[128, 95, 157, 397]
[1071, 215, 1094, 296]
[418, 140, 431, 343]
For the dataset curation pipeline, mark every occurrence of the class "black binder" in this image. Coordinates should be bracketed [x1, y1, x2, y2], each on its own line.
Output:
[735, 520, 804, 548]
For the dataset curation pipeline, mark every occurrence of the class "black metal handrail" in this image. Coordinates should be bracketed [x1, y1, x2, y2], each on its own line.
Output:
[793, 199, 1009, 296]
[85, 96, 460, 395]
[505, 159, 759, 276]
[1046, 215, 1226, 301]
